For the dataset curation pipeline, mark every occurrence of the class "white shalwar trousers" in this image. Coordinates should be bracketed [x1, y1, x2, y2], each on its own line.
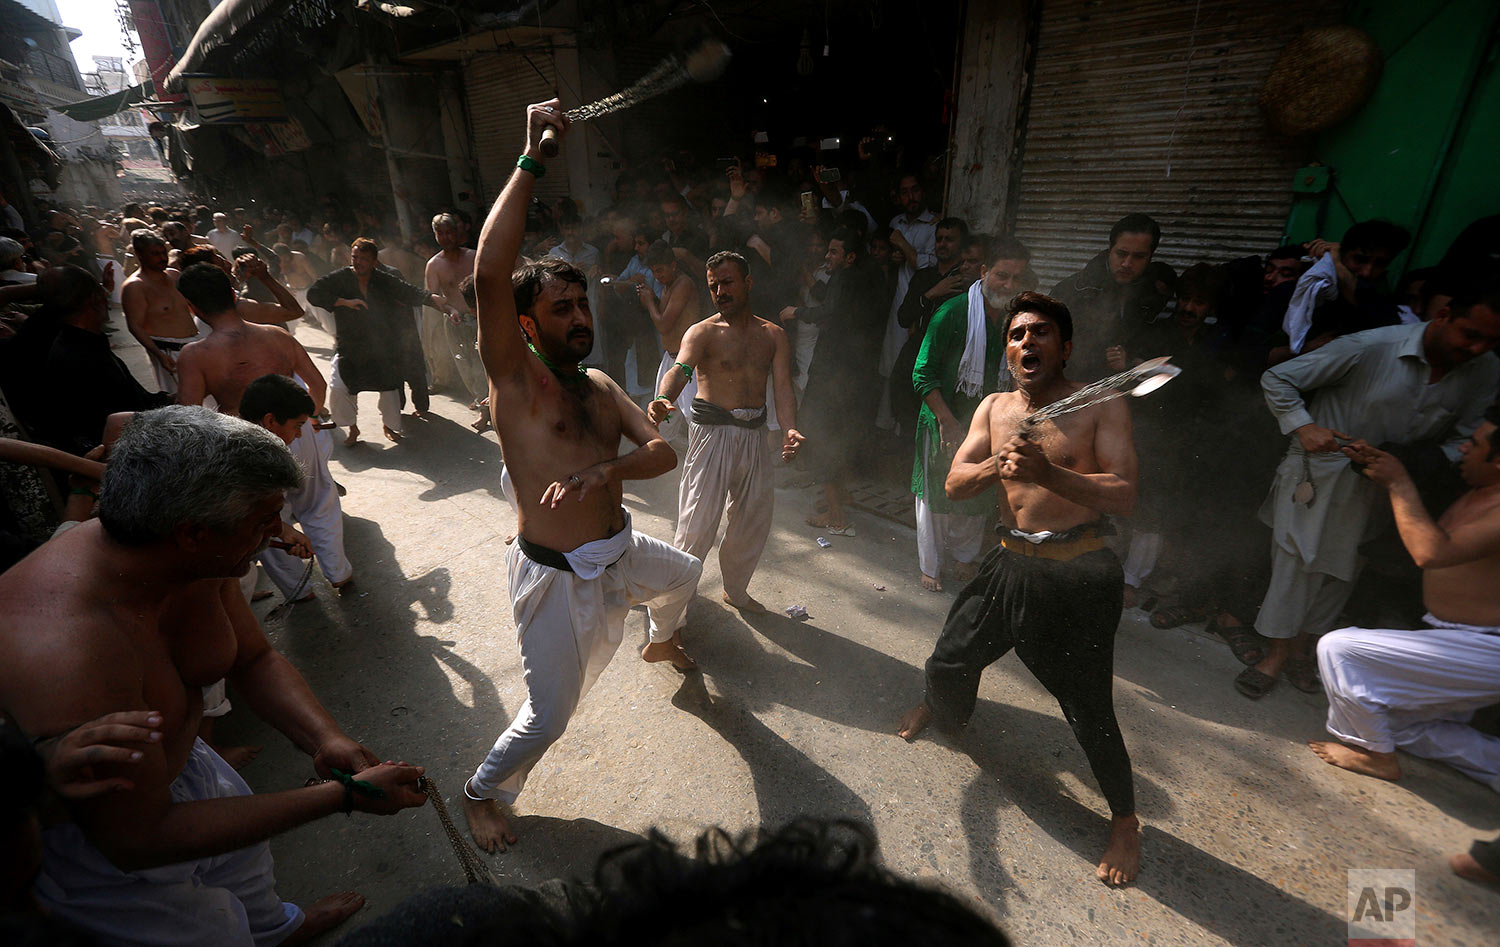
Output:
[1318, 615, 1500, 792]
[674, 416, 773, 603]
[34, 739, 303, 947]
[468, 518, 701, 804]
[148, 329, 207, 394]
[329, 355, 402, 433]
[914, 495, 984, 580]
[261, 421, 351, 597]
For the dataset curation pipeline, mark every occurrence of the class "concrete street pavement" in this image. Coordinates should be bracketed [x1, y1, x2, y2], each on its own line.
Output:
[116, 316, 1499, 944]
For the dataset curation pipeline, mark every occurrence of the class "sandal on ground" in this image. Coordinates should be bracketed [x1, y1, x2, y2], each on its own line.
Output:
[1210, 618, 1267, 666]
[1285, 656, 1322, 694]
[825, 523, 856, 536]
[1234, 666, 1277, 699]
[1150, 602, 1207, 629]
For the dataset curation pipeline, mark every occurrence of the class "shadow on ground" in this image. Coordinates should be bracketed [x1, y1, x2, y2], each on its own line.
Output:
[956, 704, 1342, 943]
[334, 413, 507, 504]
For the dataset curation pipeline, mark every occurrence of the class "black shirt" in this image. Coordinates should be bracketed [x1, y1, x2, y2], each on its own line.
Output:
[40, 324, 171, 454]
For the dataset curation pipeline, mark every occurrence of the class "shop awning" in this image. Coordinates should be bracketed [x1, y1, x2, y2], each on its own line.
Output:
[162, 0, 294, 93]
[54, 81, 155, 122]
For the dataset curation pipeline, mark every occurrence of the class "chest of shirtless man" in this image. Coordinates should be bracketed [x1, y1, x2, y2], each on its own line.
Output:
[0, 489, 418, 871]
[426, 245, 476, 315]
[122, 235, 195, 372]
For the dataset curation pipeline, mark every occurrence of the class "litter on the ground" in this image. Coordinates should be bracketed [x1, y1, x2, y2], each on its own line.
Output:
[873, 584, 886, 591]
[785, 604, 808, 619]
[815, 537, 832, 548]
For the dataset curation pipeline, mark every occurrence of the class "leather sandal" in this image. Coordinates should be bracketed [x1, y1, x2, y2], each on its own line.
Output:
[1234, 666, 1277, 699]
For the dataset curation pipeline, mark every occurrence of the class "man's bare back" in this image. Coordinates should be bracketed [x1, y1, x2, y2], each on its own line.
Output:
[177, 322, 308, 416]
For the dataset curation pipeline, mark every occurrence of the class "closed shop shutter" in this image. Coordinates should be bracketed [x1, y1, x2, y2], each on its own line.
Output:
[1013, 0, 1340, 289]
[463, 49, 570, 207]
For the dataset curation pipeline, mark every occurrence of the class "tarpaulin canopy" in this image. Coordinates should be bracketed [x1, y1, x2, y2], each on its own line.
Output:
[55, 81, 154, 122]
[163, 0, 296, 93]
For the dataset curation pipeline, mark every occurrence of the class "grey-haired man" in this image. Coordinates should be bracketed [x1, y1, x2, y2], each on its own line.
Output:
[0, 406, 427, 946]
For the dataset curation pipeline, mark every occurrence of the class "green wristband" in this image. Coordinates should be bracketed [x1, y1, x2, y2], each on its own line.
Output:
[516, 154, 546, 178]
[653, 395, 672, 402]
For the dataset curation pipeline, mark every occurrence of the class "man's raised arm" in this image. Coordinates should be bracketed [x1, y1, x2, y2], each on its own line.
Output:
[474, 100, 567, 385]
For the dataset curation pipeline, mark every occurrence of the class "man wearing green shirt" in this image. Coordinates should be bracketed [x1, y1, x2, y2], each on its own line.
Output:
[910, 238, 1030, 590]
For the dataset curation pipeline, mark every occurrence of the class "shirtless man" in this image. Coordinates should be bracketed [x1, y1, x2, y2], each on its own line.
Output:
[459, 101, 703, 853]
[174, 263, 323, 418]
[179, 245, 304, 329]
[640, 240, 701, 439]
[0, 406, 426, 945]
[897, 291, 1142, 886]
[425, 212, 488, 429]
[652, 251, 802, 612]
[1309, 408, 1500, 790]
[122, 228, 198, 393]
[174, 264, 351, 604]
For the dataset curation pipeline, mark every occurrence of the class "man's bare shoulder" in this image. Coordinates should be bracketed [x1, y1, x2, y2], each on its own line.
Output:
[0, 539, 142, 733]
[753, 315, 786, 338]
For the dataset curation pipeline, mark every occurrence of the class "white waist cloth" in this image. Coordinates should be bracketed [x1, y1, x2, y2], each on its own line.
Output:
[33, 738, 303, 947]
[521, 511, 636, 580]
[1421, 612, 1500, 635]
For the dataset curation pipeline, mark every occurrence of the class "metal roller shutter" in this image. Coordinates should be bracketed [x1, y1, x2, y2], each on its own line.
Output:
[463, 49, 570, 207]
[1014, 0, 1340, 289]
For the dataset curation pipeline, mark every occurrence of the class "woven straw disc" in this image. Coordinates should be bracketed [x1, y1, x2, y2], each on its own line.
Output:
[1261, 26, 1383, 136]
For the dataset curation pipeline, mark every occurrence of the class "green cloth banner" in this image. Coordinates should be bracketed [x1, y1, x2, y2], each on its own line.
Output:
[56, 82, 154, 122]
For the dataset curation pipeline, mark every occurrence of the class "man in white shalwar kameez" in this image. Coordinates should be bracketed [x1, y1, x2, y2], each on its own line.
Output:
[1237, 292, 1500, 699]
[651, 251, 803, 612]
[460, 102, 703, 854]
[1308, 405, 1500, 792]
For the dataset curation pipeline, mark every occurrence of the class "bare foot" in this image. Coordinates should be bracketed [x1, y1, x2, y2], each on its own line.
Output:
[383, 426, 404, 443]
[949, 560, 977, 583]
[1308, 741, 1402, 780]
[1450, 852, 1500, 888]
[409, 409, 428, 420]
[331, 575, 354, 590]
[460, 780, 518, 853]
[1097, 814, 1141, 886]
[898, 702, 933, 742]
[722, 592, 767, 613]
[342, 425, 359, 447]
[282, 891, 365, 945]
[920, 572, 942, 592]
[642, 635, 697, 671]
[216, 744, 262, 770]
[471, 413, 492, 432]
[806, 512, 838, 528]
[251, 589, 274, 602]
[1122, 585, 1139, 609]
